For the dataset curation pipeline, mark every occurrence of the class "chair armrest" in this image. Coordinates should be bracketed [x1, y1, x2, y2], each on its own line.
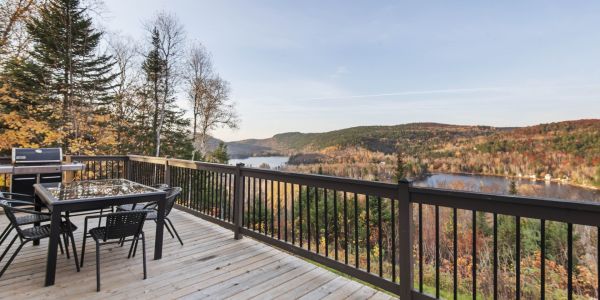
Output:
[4, 204, 51, 216]
[142, 202, 158, 210]
[0, 192, 34, 200]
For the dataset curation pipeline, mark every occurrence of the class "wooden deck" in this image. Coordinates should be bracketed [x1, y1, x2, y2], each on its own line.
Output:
[0, 209, 393, 299]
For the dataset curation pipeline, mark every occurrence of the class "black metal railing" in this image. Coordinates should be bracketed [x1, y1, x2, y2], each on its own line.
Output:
[2, 154, 598, 299]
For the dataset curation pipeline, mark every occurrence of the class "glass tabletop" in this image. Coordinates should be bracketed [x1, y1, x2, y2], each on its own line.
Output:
[39, 179, 160, 201]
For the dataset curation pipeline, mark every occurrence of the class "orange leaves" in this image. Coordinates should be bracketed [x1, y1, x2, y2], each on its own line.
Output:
[0, 110, 63, 150]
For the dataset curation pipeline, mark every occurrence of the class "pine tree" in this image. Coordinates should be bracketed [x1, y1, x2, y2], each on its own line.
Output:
[142, 27, 166, 155]
[5, 0, 116, 153]
[509, 179, 518, 195]
[140, 26, 192, 158]
[209, 142, 229, 163]
[395, 151, 406, 182]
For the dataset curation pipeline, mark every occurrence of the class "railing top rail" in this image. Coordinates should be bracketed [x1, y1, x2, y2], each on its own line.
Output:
[411, 186, 600, 226]
[69, 155, 128, 161]
[127, 155, 237, 173]
[241, 167, 398, 199]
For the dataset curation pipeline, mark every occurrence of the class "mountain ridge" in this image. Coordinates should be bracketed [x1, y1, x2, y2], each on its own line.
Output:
[226, 120, 596, 158]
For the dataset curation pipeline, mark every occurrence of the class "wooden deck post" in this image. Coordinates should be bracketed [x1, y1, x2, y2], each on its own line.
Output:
[233, 163, 245, 239]
[164, 157, 171, 187]
[64, 155, 74, 183]
[398, 179, 413, 299]
[125, 155, 132, 180]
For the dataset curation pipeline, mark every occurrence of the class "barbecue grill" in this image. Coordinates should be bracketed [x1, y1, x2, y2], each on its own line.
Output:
[0, 148, 85, 196]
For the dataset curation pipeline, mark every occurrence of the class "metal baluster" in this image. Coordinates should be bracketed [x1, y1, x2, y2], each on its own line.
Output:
[568, 223, 573, 300]
[354, 192, 359, 269]
[290, 183, 294, 244]
[378, 196, 383, 277]
[253, 178, 257, 231]
[516, 216, 521, 300]
[366, 194, 370, 273]
[271, 180, 274, 238]
[454, 208, 458, 300]
[419, 203, 423, 292]
[316, 187, 320, 254]
[324, 188, 328, 257]
[284, 182, 288, 242]
[436, 205, 440, 298]
[541, 219, 545, 300]
[334, 190, 338, 261]
[472, 210, 476, 300]
[259, 178, 263, 233]
[344, 192, 349, 265]
[307, 186, 311, 251]
[493, 213, 498, 300]
[391, 197, 396, 283]
[297, 184, 301, 247]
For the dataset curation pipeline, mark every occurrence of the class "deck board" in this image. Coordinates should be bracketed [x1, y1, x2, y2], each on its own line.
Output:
[0, 209, 389, 299]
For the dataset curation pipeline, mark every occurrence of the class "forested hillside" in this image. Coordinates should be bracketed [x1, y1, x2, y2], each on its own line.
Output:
[230, 120, 600, 187]
[0, 0, 236, 162]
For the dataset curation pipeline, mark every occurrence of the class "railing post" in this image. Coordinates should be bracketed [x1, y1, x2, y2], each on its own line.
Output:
[164, 157, 171, 186]
[233, 163, 244, 240]
[398, 179, 413, 299]
[64, 155, 74, 183]
[125, 155, 132, 180]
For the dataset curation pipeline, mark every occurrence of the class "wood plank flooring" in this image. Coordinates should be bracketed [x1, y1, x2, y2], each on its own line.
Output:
[0, 209, 394, 299]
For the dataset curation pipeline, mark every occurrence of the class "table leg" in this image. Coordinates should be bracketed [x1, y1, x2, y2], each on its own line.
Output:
[154, 198, 165, 260]
[45, 208, 61, 286]
[33, 194, 42, 246]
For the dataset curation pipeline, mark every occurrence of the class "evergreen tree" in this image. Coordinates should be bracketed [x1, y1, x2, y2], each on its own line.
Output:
[142, 27, 166, 155]
[209, 142, 229, 163]
[138, 26, 192, 158]
[6, 0, 116, 153]
[509, 179, 518, 195]
[394, 151, 406, 182]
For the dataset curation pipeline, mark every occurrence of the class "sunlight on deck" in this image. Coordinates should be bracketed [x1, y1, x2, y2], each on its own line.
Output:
[0, 209, 392, 299]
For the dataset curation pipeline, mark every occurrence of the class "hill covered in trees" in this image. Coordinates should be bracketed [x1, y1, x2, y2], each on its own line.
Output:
[228, 119, 600, 188]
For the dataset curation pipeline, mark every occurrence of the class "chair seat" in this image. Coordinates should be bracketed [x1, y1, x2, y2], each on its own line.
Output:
[116, 203, 148, 211]
[15, 214, 51, 225]
[21, 221, 77, 240]
[88, 227, 107, 241]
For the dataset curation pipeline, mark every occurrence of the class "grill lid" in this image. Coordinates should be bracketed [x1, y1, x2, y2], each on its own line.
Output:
[12, 148, 63, 164]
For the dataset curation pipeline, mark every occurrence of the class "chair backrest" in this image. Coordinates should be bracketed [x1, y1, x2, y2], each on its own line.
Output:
[152, 184, 170, 191]
[163, 187, 182, 216]
[0, 192, 34, 205]
[0, 200, 31, 238]
[104, 210, 148, 240]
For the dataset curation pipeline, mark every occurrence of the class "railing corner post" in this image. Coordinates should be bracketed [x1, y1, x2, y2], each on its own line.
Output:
[164, 157, 171, 186]
[125, 155, 132, 180]
[233, 163, 245, 240]
[398, 179, 413, 299]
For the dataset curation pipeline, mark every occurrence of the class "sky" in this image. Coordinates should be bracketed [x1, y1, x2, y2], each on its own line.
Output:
[100, 0, 600, 141]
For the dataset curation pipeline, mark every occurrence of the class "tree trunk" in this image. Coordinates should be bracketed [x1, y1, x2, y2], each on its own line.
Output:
[191, 111, 198, 160]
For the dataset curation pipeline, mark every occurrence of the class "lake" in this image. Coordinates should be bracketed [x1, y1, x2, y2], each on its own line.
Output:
[228, 156, 289, 169]
[414, 173, 600, 202]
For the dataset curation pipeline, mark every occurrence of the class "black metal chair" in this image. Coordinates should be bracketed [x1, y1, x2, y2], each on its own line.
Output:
[0, 193, 51, 247]
[118, 187, 183, 246]
[0, 200, 79, 279]
[80, 210, 148, 291]
[115, 184, 170, 212]
[79, 184, 171, 252]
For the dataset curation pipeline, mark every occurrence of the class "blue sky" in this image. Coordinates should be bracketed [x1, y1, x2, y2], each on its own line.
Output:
[101, 1, 600, 141]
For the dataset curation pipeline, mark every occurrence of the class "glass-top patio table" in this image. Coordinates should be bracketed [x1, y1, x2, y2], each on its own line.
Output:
[33, 179, 167, 286]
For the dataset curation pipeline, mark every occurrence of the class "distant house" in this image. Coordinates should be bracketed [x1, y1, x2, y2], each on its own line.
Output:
[544, 174, 552, 181]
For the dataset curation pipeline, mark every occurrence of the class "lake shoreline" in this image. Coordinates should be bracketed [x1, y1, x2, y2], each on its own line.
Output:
[427, 171, 600, 191]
